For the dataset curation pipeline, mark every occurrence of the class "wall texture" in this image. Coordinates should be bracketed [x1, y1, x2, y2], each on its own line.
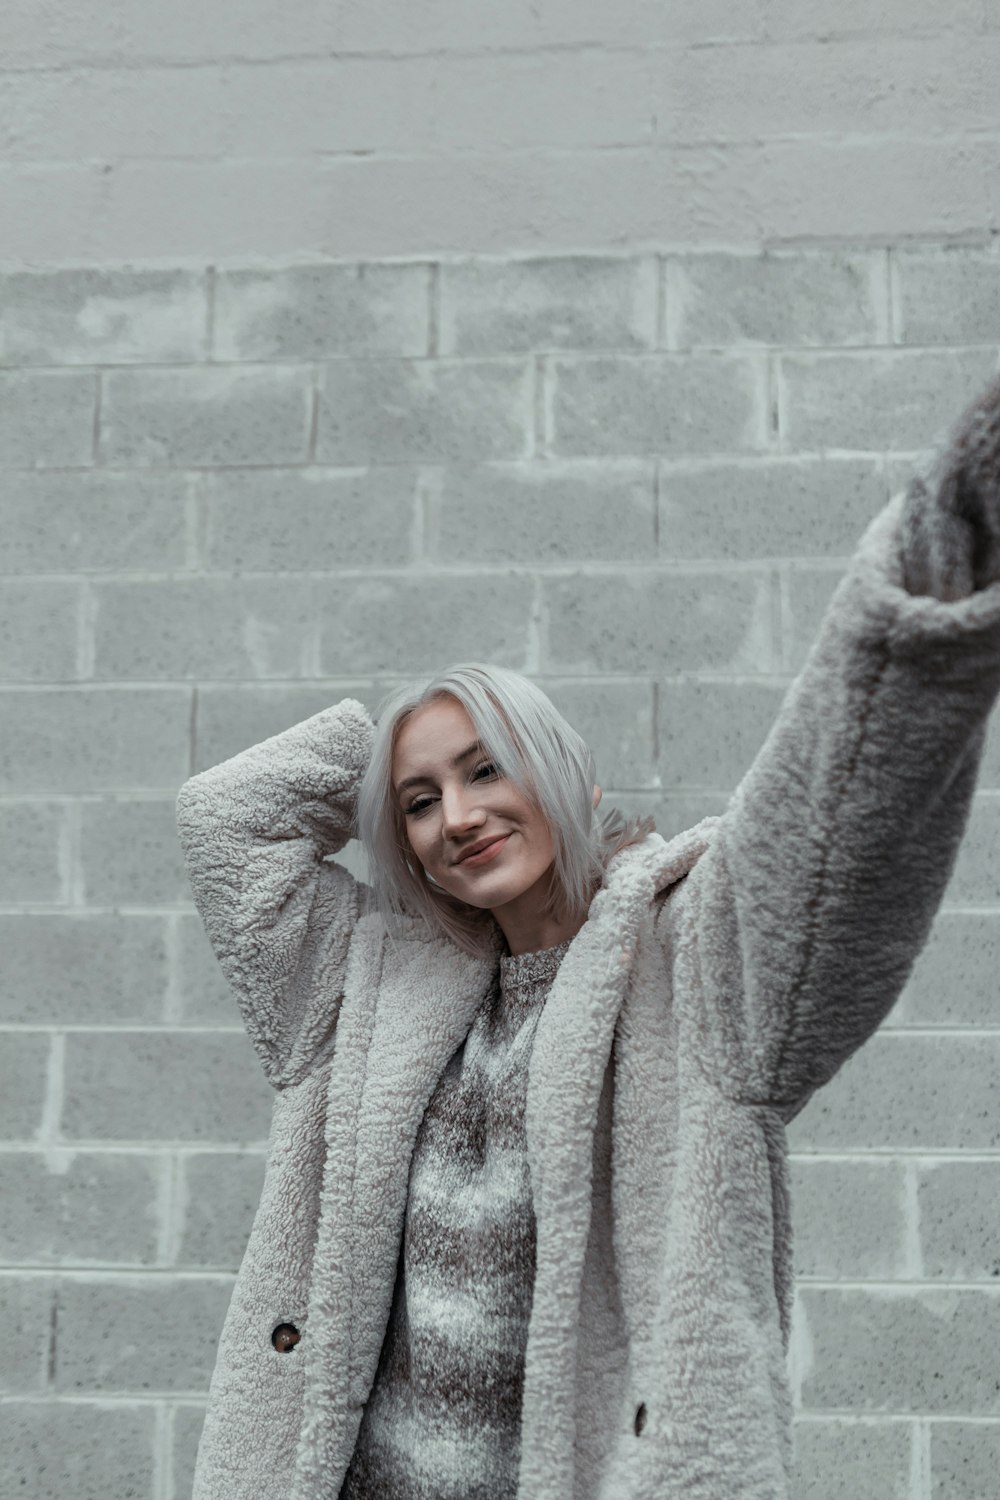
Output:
[3, 246, 1000, 1500]
[2, 0, 1000, 260]
[3, 5, 1000, 1500]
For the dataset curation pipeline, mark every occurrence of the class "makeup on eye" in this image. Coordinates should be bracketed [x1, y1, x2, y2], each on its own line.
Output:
[404, 761, 500, 816]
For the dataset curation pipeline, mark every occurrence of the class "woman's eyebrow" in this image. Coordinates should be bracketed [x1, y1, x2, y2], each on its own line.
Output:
[395, 741, 482, 797]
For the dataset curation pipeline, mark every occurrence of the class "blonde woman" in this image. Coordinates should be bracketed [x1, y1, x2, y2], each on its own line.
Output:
[177, 373, 1000, 1500]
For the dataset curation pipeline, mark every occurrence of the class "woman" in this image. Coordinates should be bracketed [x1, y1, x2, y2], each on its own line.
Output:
[177, 373, 1000, 1500]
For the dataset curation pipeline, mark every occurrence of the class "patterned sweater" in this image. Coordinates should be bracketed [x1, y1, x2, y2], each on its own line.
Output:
[339, 936, 571, 1500]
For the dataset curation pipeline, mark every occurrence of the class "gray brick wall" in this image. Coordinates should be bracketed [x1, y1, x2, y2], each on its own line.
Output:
[2, 246, 1000, 1500]
[3, 6, 1000, 260]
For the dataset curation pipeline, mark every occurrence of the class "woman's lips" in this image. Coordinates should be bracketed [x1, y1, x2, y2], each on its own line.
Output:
[458, 834, 511, 867]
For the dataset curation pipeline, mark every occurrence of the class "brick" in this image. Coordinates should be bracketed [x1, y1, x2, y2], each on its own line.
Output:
[897, 913, 1000, 1026]
[544, 570, 777, 675]
[187, 682, 381, 778]
[177, 1152, 266, 1268]
[333, 840, 371, 887]
[439, 255, 657, 356]
[796, 1285, 1000, 1414]
[0, 579, 80, 682]
[894, 246, 1000, 345]
[660, 457, 886, 562]
[10, 137, 1000, 269]
[537, 678, 657, 791]
[783, 564, 842, 672]
[55, 1275, 231, 1393]
[788, 1158, 907, 1279]
[173, 1404, 208, 1499]
[0, 914, 166, 1025]
[91, 577, 315, 680]
[0, 1152, 163, 1265]
[885, 453, 938, 497]
[80, 797, 195, 907]
[314, 357, 532, 465]
[1, 0, 761, 69]
[221, 54, 649, 159]
[787, 1034, 1000, 1152]
[0, 370, 94, 468]
[6, 140, 994, 267]
[778, 348, 999, 452]
[1, 470, 191, 574]
[660, 38, 1000, 143]
[426, 461, 656, 564]
[0, 801, 64, 904]
[600, 790, 729, 843]
[651, 139, 996, 245]
[0, 687, 190, 795]
[198, 466, 415, 570]
[761, 0, 981, 38]
[316, 573, 536, 675]
[214, 261, 428, 360]
[790, 1419, 911, 1500]
[0, 1401, 157, 1500]
[176, 914, 243, 1027]
[98, 364, 312, 466]
[61, 1033, 273, 1142]
[946, 794, 1000, 905]
[550, 354, 766, 457]
[669, 250, 885, 349]
[930, 1421, 1000, 1500]
[918, 1162, 1000, 1281]
[227, 52, 653, 159]
[0, 267, 206, 365]
[656, 679, 787, 790]
[0, 1276, 55, 1393]
[0, 65, 228, 161]
[0, 1035, 51, 1140]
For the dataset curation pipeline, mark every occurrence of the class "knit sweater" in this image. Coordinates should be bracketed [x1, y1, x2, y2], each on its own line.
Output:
[339, 937, 572, 1500]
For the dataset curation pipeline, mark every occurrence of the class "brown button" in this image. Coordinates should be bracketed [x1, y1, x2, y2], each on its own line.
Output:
[633, 1402, 647, 1436]
[272, 1323, 301, 1352]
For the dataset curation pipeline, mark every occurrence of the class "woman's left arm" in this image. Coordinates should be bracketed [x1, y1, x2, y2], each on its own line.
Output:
[667, 372, 1000, 1122]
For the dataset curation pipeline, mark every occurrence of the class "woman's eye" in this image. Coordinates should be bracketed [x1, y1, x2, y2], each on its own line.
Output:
[404, 763, 500, 817]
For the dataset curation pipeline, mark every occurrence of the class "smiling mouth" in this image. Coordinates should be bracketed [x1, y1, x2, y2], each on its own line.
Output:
[457, 834, 511, 867]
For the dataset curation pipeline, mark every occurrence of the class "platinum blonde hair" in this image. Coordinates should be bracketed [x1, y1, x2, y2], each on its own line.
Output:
[355, 663, 655, 957]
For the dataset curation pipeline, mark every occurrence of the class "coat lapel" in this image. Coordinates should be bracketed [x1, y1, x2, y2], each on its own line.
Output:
[518, 821, 719, 1498]
[294, 909, 502, 1494]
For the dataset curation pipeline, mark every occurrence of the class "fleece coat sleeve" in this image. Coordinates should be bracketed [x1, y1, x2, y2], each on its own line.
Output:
[174, 697, 375, 1090]
[670, 486, 1000, 1124]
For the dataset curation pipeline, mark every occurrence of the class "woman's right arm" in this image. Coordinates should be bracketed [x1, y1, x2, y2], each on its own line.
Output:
[175, 697, 376, 1090]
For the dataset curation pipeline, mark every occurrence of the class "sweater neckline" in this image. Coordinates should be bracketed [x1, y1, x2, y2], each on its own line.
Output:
[499, 936, 573, 992]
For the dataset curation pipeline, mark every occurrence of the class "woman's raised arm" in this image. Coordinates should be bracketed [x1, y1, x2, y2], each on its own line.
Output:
[663, 373, 1000, 1121]
[175, 697, 375, 1090]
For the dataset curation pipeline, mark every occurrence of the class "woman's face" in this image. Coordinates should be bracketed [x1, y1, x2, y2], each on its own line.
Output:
[391, 696, 559, 912]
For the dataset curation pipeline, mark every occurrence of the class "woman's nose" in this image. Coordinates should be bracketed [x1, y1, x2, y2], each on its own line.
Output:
[440, 790, 486, 833]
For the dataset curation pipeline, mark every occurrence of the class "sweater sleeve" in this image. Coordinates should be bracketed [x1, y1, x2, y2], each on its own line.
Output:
[175, 697, 375, 1090]
[664, 490, 1000, 1122]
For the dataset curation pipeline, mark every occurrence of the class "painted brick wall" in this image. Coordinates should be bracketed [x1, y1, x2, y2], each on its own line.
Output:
[2, 248, 1000, 1500]
[1, 1, 999, 259]
[3, 3, 1000, 1498]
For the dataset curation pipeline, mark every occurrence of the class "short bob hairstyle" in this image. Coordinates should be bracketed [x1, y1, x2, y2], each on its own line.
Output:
[355, 663, 655, 958]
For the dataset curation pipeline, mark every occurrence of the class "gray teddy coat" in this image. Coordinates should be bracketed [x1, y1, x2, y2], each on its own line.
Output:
[176, 489, 1000, 1500]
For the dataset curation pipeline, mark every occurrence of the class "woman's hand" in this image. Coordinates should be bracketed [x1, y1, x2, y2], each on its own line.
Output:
[900, 369, 1000, 602]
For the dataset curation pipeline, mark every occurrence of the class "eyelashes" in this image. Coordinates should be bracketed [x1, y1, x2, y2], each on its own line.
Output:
[404, 762, 500, 817]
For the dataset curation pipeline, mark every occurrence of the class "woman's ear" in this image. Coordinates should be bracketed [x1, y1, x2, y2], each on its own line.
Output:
[592, 783, 602, 810]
